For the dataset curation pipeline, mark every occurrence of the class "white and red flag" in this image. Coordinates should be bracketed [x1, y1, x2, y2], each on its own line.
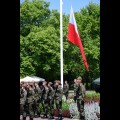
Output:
[67, 6, 89, 71]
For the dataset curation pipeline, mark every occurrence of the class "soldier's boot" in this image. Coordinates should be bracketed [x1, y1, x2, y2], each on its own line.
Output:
[42, 113, 48, 118]
[59, 114, 62, 120]
[45, 114, 48, 118]
[49, 113, 54, 119]
[30, 117, 33, 120]
[56, 114, 62, 120]
[80, 117, 85, 120]
[37, 112, 40, 117]
[23, 117, 26, 120]
[34, 111, 37, 118]
[80, 108, 85, 120]
[55, 114, 59, 120]
[80, 115, 85, 120]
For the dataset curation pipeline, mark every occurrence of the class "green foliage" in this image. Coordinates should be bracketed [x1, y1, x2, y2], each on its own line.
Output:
[20, 0, 50, 36]
[62, 101, 70, 110]
[85, 93, 100, 97]
[54, 100, 71, 110]
[38, 100, 70, 114]
[20, 0, 100, 84]
[84, 93, 100, 102]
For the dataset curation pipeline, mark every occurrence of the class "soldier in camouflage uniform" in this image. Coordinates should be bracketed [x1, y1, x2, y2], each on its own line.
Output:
[42, 81, 49, 118]
[73, 79, 77, 102]
[74, 76, 86, 120]
[20, 83, 27, 120]
[26, 84, 35, 120]
[54, 80, 63, 120]
[34, 82, 42, 117]
[80, 80, 86, 108]
[63, 80, 69, 100]
[24, 83, 29, 116]
[48, 82, 55, 119]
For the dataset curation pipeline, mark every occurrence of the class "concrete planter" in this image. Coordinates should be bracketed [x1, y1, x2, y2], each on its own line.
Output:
[54, 109, 70, 118]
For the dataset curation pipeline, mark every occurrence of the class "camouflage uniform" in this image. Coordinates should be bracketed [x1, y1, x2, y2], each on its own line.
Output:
[54, 83, 63, 120]
[74, 82, 78, 102]
[80, 83, 86, 108]
[42, 85, 49, 118]
[48, 82, 55, 119]
[63, 83, 69, 100]
[74, 83, 85, 120]
[34, 84, 42, 117]
[26, 86, 35, 120]
[20, 87, 27, 120]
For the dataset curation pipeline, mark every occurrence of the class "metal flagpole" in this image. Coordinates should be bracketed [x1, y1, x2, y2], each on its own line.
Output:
[60, 0, 63, 88]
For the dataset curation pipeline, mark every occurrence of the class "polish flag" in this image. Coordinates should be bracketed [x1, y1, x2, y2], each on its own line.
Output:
[67, 6, 89, 71]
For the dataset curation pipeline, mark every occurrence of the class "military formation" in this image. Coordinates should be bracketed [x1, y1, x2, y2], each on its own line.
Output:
[20, 77, 86, 120]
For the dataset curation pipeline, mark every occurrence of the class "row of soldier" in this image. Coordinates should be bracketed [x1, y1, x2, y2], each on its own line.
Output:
[20, 77, 86, 120]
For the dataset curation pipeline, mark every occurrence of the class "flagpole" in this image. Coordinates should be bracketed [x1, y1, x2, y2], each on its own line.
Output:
[60, 0, 63, 88]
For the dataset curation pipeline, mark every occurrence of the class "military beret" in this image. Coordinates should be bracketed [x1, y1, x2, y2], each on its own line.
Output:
[57, 80, 61, 85]
[77, 76, 82, 80]
[48, 82, 53, 85]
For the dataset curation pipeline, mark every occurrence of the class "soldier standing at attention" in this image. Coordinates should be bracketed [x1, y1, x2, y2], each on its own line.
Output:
[34, 82, 42, 117]
[26, 84, 35, 120]
[23, 83, 29, 117]
[48, 82, 55, 119]
[54, 80, 63, 120]
[73, 79, 77, 103]
[74, 76, 86, 120]
[20, 83, 27, 120]
[42, 81, 49, 118]
[80, 78, 86, 108]
[63, 80, 69, 100]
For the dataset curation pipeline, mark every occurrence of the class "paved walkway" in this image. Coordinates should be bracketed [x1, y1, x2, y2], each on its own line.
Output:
[20, 116, 79, 120]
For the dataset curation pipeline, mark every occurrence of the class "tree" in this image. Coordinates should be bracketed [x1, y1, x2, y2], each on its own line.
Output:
[20, 0, 50, 36]
[20, 1, 100, 85]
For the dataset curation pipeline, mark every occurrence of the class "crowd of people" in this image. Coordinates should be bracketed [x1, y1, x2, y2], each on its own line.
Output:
[20, 76, 86, 120]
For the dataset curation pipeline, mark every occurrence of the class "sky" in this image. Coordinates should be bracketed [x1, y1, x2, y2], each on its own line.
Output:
[20, 0, 100, 14]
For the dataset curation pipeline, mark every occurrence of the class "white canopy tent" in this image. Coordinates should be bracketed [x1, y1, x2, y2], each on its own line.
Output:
[30, 76, 45, 82]
[20, 76, 45, 83]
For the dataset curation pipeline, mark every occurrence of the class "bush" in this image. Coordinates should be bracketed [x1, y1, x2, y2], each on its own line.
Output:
[38, 93, 100, 117]
[84, 93, 100, 103]
[68, 93, 100, 103]
[39, 100, 71, 117]
[62, 101, 70, 110]
[54, 100, 71, 117]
